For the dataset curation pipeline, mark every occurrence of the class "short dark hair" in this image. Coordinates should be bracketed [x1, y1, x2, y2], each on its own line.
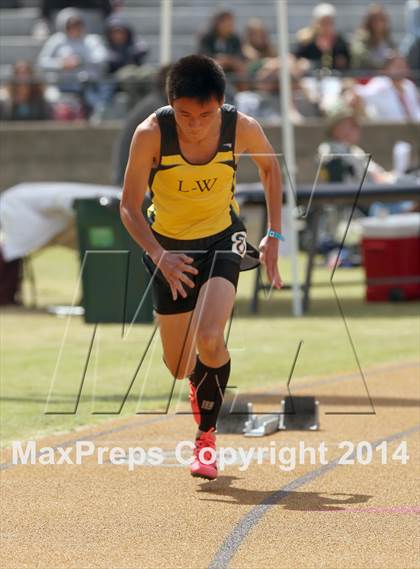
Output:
[166, 55, 226, 103]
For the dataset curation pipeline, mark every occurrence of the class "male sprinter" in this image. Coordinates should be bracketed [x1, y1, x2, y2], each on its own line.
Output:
[120, 55, 284, 480]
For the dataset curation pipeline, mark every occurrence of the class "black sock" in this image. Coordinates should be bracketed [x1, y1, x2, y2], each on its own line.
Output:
[190, 356, 231, 433]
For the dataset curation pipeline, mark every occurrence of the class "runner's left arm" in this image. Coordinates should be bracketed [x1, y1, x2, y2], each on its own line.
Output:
[237, 114, 284, 289]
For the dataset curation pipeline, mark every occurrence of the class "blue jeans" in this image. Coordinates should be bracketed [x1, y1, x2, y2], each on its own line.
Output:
[368, 201, 415, 216]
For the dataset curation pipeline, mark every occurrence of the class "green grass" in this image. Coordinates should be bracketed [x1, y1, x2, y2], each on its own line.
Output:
[1, 246, 419, 447]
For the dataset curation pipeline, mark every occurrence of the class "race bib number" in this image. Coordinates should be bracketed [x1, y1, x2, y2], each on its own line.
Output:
[231, 231, 247, 257]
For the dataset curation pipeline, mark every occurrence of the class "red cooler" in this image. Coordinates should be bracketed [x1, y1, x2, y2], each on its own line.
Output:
[360, 213, 420, 302]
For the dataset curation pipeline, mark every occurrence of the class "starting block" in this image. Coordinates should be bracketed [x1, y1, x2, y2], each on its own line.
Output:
[217, 393, 320, 436]
[278, 396, 319, 431]
[216, 392, 253, 434]
[244, 396, 319, 436]
[244, 413, 279, 437]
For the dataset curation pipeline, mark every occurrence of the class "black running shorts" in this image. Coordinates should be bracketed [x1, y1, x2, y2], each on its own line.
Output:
[142, 219, 260, 315]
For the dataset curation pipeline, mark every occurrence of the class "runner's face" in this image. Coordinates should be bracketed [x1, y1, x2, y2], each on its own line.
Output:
[172, 97, 223, 142]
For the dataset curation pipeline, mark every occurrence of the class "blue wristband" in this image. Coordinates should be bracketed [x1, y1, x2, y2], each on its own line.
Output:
[267, 229, 285, 242]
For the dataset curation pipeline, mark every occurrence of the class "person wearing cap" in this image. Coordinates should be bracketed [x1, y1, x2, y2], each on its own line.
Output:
[318, 104, 416, 223]
[37, 7, 108, 116]
[105, 15, 148, 75]
[294, 3, 351, 71]
[309, 104, 392, 263]
[103, 14, 154, 109]
[319, 103, 393, 184]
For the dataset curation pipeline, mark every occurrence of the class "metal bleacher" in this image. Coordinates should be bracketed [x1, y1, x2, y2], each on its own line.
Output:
[0, 0, 408, 81]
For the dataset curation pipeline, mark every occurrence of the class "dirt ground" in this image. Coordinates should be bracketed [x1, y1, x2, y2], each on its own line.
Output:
[1, 360, 419, 569]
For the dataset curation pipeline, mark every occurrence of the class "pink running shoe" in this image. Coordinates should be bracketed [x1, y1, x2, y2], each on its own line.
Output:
[188, 379, 200, 425]
[190, 428, 218, 480]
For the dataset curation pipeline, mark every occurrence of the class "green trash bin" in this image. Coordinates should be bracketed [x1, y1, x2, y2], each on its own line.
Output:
[73, 196, 154, 324]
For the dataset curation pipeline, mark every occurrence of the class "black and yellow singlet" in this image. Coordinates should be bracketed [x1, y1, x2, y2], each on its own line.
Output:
[147, 103, 241, 239]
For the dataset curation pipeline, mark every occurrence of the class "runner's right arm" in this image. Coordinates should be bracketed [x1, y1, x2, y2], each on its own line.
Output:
[120, 116, 198, 300]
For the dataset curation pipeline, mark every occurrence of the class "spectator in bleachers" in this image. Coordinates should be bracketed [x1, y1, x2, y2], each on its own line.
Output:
[294, 3, 351, 71]
[237, 18, 319, 119]
[355, 52, 420, 121]
[37, 8, 108, 117]
[104, 14, 152, 111]
[105, 14, 148, 74]
[242, 18, 276, 65]
[400, 0, 420, 85]
[351, 4, 395, 71]
[319, 105, 393, 184]
[337, 78, 369, 119]
[318, 75, 369, 118]
[0, 61, 53, 121]
[312, 104, 403, 263]
[241, 18, 278, 90]
[235, 58, 319, 123]
[318, 104, 417, 219]
[198, 10, 245, 74]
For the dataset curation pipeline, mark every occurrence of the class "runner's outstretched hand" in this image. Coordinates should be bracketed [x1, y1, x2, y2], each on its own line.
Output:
[258, 235, 283, 290]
